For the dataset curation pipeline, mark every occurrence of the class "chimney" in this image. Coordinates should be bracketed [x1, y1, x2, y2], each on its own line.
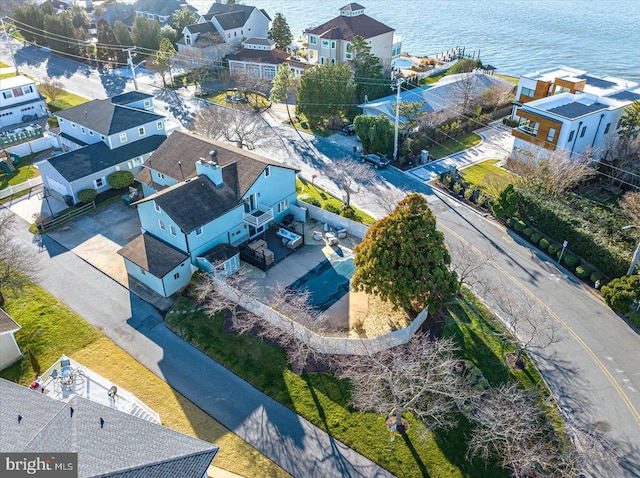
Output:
[195, 155, 223, 187]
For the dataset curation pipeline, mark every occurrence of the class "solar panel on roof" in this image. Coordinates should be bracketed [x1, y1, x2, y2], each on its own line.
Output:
[577, 74, 617, 90]
[546, 102, 608, 119]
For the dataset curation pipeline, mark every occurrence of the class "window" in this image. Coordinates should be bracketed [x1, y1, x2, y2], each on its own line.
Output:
[173, 272, 180, 280]
[518, 118, 539, 136]
[264, 166, 270, 177]
[331, 58, 336, 65]
[157, 172, 165, 180]
[138, 126, 145, 136]
[71, 123, 76, 129]
[169, 225, 177, 236]
[321, 39, 329, 48]
[580, 126, 587, 138]
[309, 35, 317, 45]
[521, 87, 535, 97]
[195, 227, 203, 236]
[140, 268, 146, 275]
[186, 35, 192, 45]
[604, 123, 611, 134]
[2, 91, 12, 99]
[119, 132, 128, 142]
[568, 130, 575, 142]
[156, 121, 163, 130]
[23, 85, 33, 94]
[94, 177, 104, 188]
[617, 118, 623, 129]
[100, 135, 105, 140]
[546, 127, 556, 142]
[277, 198, 288, 213]
[12, 87, 23, 97]
[554, 85, 571, 95]
[81, 127, 86, 134]
[89, 130, 94, 136]
[331, 41, 336, 49]
[154, 202, 161, 213]
[320, 57, 325, 65]
[158, 219, 166, 230]
[143, 99, 151, 108]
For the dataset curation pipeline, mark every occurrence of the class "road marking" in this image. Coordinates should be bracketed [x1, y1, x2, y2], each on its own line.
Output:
[441, 222, 640, 426]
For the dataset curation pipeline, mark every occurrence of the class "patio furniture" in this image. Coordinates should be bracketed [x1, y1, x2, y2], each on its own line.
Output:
[248, 239, 267, 252]
[287, 236, 303, 250]
[336, 228, 347, 239]
[255, 247, 274, 265]
[313, 231, 323, 241]
[282, 213, 295, 227]
[325, 232, 338, 245]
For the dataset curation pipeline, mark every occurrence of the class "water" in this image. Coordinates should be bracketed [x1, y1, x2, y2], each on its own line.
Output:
[192, 0, 640, 82]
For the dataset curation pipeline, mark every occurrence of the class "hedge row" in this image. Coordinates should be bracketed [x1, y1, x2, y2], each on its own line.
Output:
[513, 189, 630, 279]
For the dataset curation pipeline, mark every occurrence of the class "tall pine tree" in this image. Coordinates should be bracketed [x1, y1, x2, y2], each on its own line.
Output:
[268, 13, 293, 51]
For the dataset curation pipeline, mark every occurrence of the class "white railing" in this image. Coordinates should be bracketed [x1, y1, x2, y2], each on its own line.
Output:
[0, 176, 42, 200]
[242, 205, 273, 227]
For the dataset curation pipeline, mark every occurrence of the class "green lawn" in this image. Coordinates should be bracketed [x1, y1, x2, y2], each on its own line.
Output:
[47, 90, 89, 111]
[459, 159, 516, 198]
[296, 177, 376, 225]
[0, 152, 40, 190]
[166, 285, 559, 477]
[200, 90, 269, 112]
[0, 284, 288, 477]
[429, 133, 482, 159]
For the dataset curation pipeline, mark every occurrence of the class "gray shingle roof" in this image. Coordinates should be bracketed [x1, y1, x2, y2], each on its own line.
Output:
[305, 10, 393, 41]
[0, 308, 20, 334]
[118, 233, 188, 277]
[55, 99, 164, 136]
[202, 243, 239, 265]
[546, 101, 608, 119]
[111, 91, 154, 105]
[46, 135, 167, 182]
[185, 22, 216, 34]
[0, 378, 218, 478]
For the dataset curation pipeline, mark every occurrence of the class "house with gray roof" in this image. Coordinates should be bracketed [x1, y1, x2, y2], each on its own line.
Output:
[0, 309, 22, 371]
[305, 3, 401, 69]
[119, 130, 299, 297]
[177, 2, 271, 65]
[0, 378, 218, 477]
[36, 92, 168, 204]
[132, 0, 197, 25]
[227, 38, 308, 80]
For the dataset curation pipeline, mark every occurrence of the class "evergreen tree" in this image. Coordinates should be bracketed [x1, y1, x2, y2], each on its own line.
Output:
[353, 114, 393, 155]
[268, 13, 293, 51]
[270, 62, 296, 124]
[171, 7, 197, 33]
[352, 193, 458, 313]
[132, 16, 161, 56]
[490, 183, 518, 219]
[350, 35, 390, 103]
[296, 63, 356, 127]
[13, 3, 45, 45]
[618, 100, 640, 154]
[113, 21, 134, 48]
[96, 18, 118, 63]
[154, 37, 177, 86]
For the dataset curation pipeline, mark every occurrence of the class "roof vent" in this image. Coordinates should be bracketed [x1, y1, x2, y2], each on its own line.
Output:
[100, 418, 105, 429]
[18, 415, 23, 424]
[209, 150, 217, 165]
[70, 407, 74, 418]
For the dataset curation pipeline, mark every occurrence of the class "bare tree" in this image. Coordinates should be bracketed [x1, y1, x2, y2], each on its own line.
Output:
[0, 213, 39, 306]
[38, 78, 65, 103]
[447, 242, 488, 294]
[337, 334, 469, 436]
[232, 70, 270, 107]
[370, 186, 407, 215]
[190, 106, 273, 150]
[195, 270, 256, 331]
[506, 148, 596, 197]
[478, 87, 514, 114]
[325, 157, 375, 207]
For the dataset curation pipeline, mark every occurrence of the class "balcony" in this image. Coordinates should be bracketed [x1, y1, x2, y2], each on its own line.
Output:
[242, 204, 274, 228]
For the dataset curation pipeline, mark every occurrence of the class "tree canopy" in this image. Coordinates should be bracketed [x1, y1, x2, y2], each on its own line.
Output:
[296, 63, 356, 127]
[349, 35, 390, 104]
[268, 13, 293, 51]
[353, 114, 393, 155]
[171, 7, 197, 33]
[270, 62, 296, 124]
[352, 193, 458, 312]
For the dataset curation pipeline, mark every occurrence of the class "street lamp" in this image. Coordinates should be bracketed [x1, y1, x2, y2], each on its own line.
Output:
[622, 225, 640, 275]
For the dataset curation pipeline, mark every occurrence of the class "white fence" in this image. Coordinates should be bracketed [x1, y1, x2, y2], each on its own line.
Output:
[0, 177, 43, 200]
[5, 136, 59, 157]
[213, 277, 428, 355]
[298, 200, 370, 240]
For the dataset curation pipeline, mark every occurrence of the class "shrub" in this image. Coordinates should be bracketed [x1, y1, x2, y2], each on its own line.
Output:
[575, 264, 592, 279]
[476, 193, 488, 208]
[628, 311, 640, 328]
[107, 170, 134, 189]
[341, 206, 357, 220]
[506, 217, 516, 228]
[77, 189, 97, 204]
[590, 271, 603, 283]
[301, 196, 321, 207]
[522, 227, 533, 238]
[562, 254, 580, 269]
[601, 275, 640, 313]
[464, 187, 475, 201]
[324, 203, 341, 214]
[513, 220, 526, 232]
[300, 120, 308, 129]
[548, 243, 561, 256]
[530, 232, 543, 244]
[452, 182, 463, 195]
[539, 238, 550, 250]
[439, 173, 452, 188]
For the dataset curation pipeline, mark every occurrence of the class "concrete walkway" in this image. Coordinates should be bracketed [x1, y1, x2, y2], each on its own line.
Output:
[4, 207, 394, 478]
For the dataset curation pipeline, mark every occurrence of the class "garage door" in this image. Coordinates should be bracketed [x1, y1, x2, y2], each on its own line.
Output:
[47, 177, 68, 196]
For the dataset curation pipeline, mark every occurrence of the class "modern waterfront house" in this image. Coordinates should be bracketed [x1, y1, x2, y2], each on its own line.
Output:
[510, 65, 640, 159]
[304, 3, 401, 69]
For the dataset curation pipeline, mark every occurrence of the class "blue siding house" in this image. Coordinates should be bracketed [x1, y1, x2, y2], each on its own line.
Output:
[119, 130, 299, 297]
[36, 92, 167, 204]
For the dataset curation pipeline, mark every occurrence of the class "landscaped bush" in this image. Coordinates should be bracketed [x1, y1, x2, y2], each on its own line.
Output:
[530, 232, 543, 244]
[548, 243, 561, 256]
[463, 187, 475, 201]
[601, 275, 640, 313]
[539, 238, 550, 250]
[452, 182, 463, 195]
[300, 120, 308, 129]
[323, 203, 341, 214]
[522, 227, 534, 238]
[107, 170, 134, 189]
[77, 189, 97, 204]
[475, 193, 488, 208]
[513, 219, 526, 232]
[575, 264, 592, 279]
[590, 271, 603, 283]
[301, 196, 321, 207]
[562, 254, 580, 269]
[506, 217, 516, 228]
[439, 173, 453, 188]
[340, 206, 357, 220]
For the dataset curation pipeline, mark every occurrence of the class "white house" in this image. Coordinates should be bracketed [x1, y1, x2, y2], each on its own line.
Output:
[36, 92, 167, 204]
[227, 38, 308, 80]
[304, 3, 401, 69]
[0, 75, 48, 128]
[177, 2, 271, 65]
[0, 309, 22, 371]
[510, 66, 640, 159]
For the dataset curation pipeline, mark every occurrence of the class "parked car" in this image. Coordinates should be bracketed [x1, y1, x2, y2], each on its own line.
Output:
[342, 123, 355, 135]
[361, 153, 390, 169]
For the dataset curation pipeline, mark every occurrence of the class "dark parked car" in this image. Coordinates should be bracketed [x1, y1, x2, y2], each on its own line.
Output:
[22, 114, 38, 122]
[342, 123, 355, 135]
[361, 153, 390, 169]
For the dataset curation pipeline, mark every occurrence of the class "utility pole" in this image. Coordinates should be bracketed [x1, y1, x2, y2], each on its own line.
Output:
[392, 69, 405, 163]
[123, 47, 138, 91]
[0, 17, 19, 75]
